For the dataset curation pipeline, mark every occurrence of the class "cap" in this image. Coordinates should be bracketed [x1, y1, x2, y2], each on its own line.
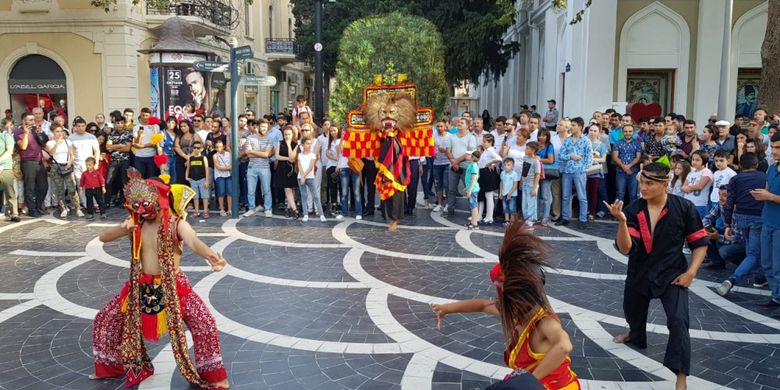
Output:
[468, 150, 481, 159]
[547, 99, 557, 105]
[715, 120, 731, 127]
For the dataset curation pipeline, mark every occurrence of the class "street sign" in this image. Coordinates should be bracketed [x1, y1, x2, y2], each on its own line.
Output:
[314, 43, 323, 52]
[192, 61, 228, 72]
[243, 75, 277, 87]
[233, 45, 254, 60]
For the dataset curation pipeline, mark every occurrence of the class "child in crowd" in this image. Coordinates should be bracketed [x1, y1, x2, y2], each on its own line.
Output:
[185, 141, 210, 218]
[710, 150, 737, 210]
[682, 150, 713, 218]
[79, 157, 107, 219]
[296, 137, 326, 222]
[702, 185, 746, 270]
[432, 223, 580, 389]
[465, 150, 481, 230]
[212, 140, 232, 217]
[662, 124, 681, 155]
[499, 158, 519, 226]
[668, 160, 691, 197]
[521, 142, 541, 228]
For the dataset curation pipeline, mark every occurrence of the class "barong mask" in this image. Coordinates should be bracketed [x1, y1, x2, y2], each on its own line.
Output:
[124, 169, 169, 222]
[365, 93, 416, 136]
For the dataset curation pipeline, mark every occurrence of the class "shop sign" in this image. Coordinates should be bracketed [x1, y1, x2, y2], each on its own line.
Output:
[9, 79, 66, 93]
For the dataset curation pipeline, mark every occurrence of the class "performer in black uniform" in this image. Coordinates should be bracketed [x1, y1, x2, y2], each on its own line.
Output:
[604, 160, 709, 390]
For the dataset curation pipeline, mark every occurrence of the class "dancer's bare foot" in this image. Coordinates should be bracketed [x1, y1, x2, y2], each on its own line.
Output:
[612, 333, 631, 344]
[388, 220, 398, 232]
[675, 373, 686, 390]
[88, 374, 99, 380]
[210, 379, 230, 389]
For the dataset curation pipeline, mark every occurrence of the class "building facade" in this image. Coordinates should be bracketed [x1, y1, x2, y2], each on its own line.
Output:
[472, 0, 768, 124]
[0, 0, 309, 121]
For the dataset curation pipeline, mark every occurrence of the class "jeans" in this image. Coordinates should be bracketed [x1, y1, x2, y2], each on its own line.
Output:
[84, 188, 105, 215]
[239, 160, 248, 206]
[467, 191, 478, 209]
[299, 178, 325, 216]
[729, 214, 764, 283]
[562, 172, 587, 222]
[325, 166, 339, 205]
[537, 179, 552, 221]
[189, 178, 207, 200]
[339, 169, 362, 217]
[502, 196, 517, 215]
[707, 240, 746, 266]
[421, 157, 434, 202]
[522, 182, 537, 222]
[166, 154, 177, 184]
[406, 159, 420, 211]
[105, 159, 129, 205]
[432, 164, 449, 194]
[586, 176, 602, 216]
[447, 168, 464, 215]
[214, 176, 230, 197]
[597, 178, 609, 214]
[761, 224, 780, 300]
[21, 160, 48, 213]
[362, 158, 377, 212]
[615, 171, 638, 204]
[134, 156, 159, 179]
[247, 165, 272, 211]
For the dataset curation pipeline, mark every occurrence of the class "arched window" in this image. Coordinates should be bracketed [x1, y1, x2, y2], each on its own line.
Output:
[8, 54, 68, 120]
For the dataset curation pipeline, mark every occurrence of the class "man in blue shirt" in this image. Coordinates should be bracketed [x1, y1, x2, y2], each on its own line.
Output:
[752, 132, 780, 307]
[612, 124, 643, 204]
[556, 117, 593, 227]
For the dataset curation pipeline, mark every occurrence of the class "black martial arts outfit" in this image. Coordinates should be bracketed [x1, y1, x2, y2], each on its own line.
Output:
[619, 194, 708, 375]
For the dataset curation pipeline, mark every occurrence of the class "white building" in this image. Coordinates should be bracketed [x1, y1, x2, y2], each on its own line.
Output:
[472, 0, 768, 124]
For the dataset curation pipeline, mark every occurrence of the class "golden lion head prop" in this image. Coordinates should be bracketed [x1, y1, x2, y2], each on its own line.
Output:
[365, 93, 417, 132]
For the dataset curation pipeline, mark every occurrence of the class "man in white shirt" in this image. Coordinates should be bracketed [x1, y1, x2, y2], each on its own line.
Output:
[528, 114, 541, 142]
[132, 107, 161, 179]
[69, 116, 100, 206]
[32, 107, 52, 137]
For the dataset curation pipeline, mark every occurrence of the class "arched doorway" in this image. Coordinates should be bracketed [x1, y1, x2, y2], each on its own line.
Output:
[8, 54, 68, 122]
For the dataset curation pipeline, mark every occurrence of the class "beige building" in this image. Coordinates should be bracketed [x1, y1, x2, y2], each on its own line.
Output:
[472, 0, 769, 124]
[0, 0, 309, 121]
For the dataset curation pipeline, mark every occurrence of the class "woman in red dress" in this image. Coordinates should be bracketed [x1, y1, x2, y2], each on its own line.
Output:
[433, 222, 580, 389]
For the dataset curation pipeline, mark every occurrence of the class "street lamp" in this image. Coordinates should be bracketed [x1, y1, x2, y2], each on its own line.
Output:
[314, 0, 324, 123]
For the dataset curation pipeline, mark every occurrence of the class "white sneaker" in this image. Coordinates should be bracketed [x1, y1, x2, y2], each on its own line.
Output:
[335, 214, 344, 221]
[442, 204, 449, 213]
[76, 209, 85, 218]
[433, 205, 442, 212]
[716, 279, 734, 296]
[243, 209, 256, 217]
[355, 215, 362, 220]
[320, 215, 327, 222]
[254, 205, 265, 212]
[264, 210, 273, 218]
[60, 208, 68, 218]
[302, 215, 309, 222]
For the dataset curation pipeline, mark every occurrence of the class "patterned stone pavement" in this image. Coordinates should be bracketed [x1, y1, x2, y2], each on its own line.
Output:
[0, 204, 779, 390]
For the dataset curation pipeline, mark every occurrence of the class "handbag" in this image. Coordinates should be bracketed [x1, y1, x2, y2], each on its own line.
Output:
[54, 161, 74, 176]
[543, 167, 559, 179]
[586, 163, 602, 176]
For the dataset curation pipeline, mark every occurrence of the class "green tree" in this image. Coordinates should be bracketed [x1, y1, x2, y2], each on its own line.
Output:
[329, 12, 448, 123]
[292, 0, 519, 85]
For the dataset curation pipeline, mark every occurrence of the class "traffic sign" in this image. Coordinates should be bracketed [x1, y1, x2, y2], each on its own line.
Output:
[233, 45, 254, 60]
[314, 43, 323, 52]
[243, 75, 277, 87]
[192, 61, 227, 72]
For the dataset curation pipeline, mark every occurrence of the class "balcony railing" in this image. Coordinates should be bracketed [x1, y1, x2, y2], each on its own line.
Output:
[147, 0, 237, 31]
[266, 38, 299, 55]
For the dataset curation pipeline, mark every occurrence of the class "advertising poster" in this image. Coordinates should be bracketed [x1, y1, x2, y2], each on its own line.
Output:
[150, 67, 160, 118]
[162, 65, 211, 118]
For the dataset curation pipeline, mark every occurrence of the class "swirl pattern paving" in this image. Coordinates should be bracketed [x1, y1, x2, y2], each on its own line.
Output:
[0, 209, 778, 390]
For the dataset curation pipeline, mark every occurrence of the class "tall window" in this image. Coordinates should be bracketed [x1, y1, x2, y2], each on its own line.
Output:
[244, 2, 251, 37]
[288, 18, 292, 39]
[268, 5, 273, 39]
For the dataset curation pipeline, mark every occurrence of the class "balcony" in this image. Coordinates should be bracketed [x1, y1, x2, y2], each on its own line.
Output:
[146, 0, 237, 36]
[266, 38, 299, 64]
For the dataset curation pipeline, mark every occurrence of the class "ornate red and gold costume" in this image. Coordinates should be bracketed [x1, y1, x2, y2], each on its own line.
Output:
[92, 169, 227, 388]
[341, 76, 435, 227]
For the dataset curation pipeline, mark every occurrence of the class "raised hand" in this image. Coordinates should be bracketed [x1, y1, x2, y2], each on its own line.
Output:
[603, 200, 626, 222]
[431, 303, 449, 330]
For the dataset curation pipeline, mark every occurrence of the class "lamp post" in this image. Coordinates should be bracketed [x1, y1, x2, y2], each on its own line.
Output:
[229, 38, 240, 219]
[314, 0, 324, 123]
